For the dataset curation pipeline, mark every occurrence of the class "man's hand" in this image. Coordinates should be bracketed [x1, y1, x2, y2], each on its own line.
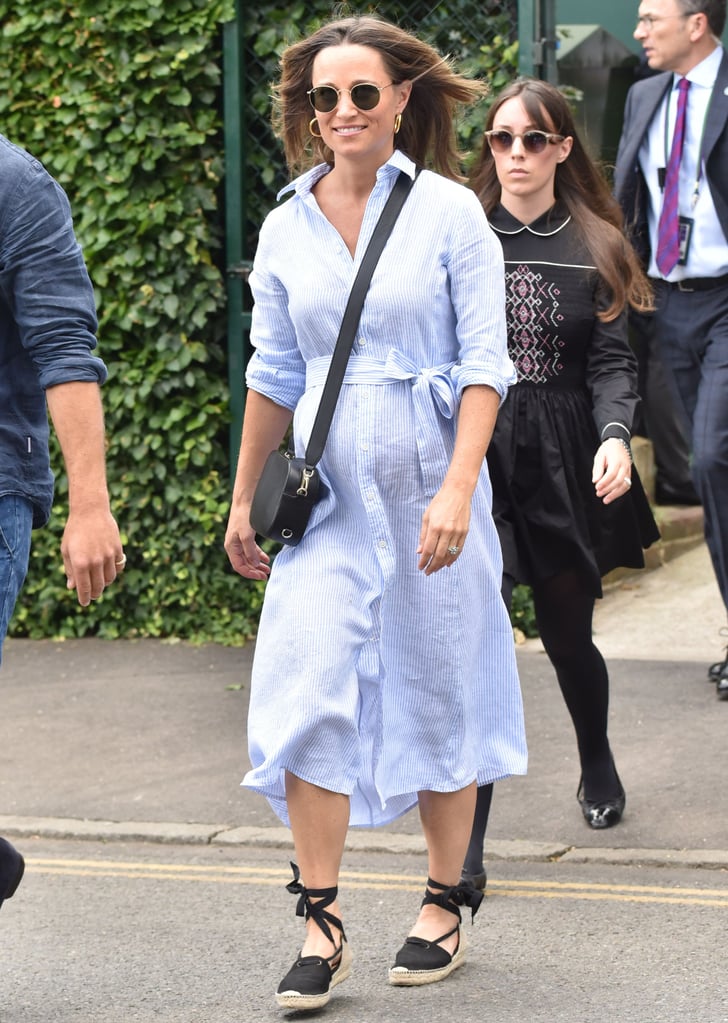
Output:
[46, 381, 124, 606]
[61, 506, 125, 606]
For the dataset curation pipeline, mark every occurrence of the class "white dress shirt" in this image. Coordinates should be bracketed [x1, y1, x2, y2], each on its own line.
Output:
[639, 45, 728, 280]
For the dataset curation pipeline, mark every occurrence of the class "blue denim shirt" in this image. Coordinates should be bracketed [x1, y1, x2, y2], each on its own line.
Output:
[0, 135, 106, 527]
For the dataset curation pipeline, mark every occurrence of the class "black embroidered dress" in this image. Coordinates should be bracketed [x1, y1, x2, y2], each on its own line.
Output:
[487, 202, 659, 597]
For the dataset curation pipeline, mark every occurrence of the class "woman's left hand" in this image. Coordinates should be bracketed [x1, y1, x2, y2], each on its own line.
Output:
[592, 438, 633, 505]
[417, 485, 471, 575]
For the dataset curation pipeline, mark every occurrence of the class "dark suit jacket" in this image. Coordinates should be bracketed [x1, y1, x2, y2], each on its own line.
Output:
[614, 48, 728, 266]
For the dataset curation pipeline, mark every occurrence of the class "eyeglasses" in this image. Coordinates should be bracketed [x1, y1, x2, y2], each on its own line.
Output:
[484, 129, 565, 154]
[307, 82, 395, 113]
[635, 12, 691, 29]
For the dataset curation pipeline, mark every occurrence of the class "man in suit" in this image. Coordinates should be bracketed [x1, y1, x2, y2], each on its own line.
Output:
[615, 0, 728, 700]
[630, 53, 700, 508]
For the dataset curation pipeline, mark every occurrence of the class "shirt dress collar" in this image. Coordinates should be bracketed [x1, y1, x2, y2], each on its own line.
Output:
[489, 200, 571, 237]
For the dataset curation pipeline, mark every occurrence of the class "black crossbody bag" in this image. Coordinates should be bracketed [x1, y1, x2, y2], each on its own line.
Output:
[249, 170, 416, 546]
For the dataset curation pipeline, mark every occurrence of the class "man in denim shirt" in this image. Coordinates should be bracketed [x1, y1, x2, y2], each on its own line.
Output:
[0, 134, 125, 912]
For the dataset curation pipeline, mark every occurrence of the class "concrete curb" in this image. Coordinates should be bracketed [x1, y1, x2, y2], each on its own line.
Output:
[3, 815, 727, 872]
[0, 815, 227, 845]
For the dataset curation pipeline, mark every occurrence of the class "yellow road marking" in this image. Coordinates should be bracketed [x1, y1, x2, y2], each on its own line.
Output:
[24, 858, 728, 906]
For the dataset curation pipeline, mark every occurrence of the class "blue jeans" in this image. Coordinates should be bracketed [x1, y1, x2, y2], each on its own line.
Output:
[0, 495, 33, 665]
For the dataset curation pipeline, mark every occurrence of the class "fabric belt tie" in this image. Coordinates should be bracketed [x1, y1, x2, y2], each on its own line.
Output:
[306, 351, 457, 496]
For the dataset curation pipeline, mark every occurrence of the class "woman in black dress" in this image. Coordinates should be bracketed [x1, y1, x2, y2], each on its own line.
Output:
[462, 79, 658, 888]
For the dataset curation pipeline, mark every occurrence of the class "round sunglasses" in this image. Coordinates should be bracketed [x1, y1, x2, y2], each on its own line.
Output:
[484, 129, 565, 154]
[307, 81, 395, 113]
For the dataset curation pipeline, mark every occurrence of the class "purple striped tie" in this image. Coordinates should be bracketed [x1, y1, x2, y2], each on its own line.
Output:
[656, 77, 690, 276]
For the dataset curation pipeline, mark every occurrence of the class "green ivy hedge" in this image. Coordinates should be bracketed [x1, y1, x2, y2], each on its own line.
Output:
[1, 0, 266, 644]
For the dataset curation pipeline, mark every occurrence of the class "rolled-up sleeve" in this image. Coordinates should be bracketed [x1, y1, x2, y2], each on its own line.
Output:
[245, 217, 307, 411]
[1, 159, 106, 388]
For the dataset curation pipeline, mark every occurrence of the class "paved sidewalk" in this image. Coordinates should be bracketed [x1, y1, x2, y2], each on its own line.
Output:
[1, 541, 726, 871]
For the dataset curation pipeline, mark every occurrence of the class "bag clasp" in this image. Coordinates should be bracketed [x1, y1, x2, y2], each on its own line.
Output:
[297, 466, 316, 497]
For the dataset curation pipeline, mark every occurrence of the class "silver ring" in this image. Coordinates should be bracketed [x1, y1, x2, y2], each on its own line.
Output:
[624, 478, 632, 488]
[115, 553, 127, 568]
[447, 545, 460, 555]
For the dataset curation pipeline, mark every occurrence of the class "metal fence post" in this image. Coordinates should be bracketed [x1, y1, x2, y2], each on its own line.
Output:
[223, 0, 249, 482]
[518, 0, 557, 81]
[541, 0, 558, 83]
[518, 0, 536, 76]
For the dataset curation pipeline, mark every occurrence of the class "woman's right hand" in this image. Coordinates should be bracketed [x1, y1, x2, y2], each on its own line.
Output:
[224, 507, 271, 580]
[224, 391, 293, 581]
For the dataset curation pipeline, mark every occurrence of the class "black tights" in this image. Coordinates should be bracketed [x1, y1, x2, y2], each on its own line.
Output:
[463, 569, 620, 876]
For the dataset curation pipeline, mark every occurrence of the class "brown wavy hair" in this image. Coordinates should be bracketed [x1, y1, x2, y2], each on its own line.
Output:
[469, 78, 653, 320]
[271, 13, 485, 180]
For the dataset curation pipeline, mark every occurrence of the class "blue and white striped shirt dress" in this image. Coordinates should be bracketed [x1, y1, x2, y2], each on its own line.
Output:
[242, 150, 527, 827]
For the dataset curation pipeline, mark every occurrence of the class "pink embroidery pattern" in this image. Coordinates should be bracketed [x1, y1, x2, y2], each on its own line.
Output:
[506, 265, 565, 383]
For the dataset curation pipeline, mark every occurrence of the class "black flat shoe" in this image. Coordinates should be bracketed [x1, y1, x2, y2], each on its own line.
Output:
[708, 653, 728, 681]
[717, 673, 728, 701]
[275, 862, 352, 1010]
[389, 878, 483, 987]
[708, 630, 728, 680]
[0, 838, 25, 911]
[577, 773, 626, 830]
[459, 868, 487, 891]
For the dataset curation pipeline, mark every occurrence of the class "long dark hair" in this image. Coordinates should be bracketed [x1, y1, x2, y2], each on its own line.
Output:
[469, 78, 653, 319]
[272, 13, 485, 179]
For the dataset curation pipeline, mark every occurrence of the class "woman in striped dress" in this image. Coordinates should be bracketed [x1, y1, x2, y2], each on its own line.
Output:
[224, 14, 526, 1009]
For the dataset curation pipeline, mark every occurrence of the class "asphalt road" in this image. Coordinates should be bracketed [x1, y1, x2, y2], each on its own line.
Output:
[2, 541, 727, 1021]
[3, 839, 727, 1023]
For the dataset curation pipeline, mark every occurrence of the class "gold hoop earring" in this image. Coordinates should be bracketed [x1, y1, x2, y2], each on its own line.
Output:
[309, 117, 322, 138]
[394, 113, 402, 135]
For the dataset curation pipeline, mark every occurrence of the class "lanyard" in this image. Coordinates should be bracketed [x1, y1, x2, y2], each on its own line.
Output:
[663, 78, 711, 211]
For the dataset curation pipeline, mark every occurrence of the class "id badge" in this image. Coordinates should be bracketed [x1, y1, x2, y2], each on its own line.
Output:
[677, 216, 693, 265]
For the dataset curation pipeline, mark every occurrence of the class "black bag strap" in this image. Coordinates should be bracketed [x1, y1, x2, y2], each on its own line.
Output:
[303, 169, 416, 467]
